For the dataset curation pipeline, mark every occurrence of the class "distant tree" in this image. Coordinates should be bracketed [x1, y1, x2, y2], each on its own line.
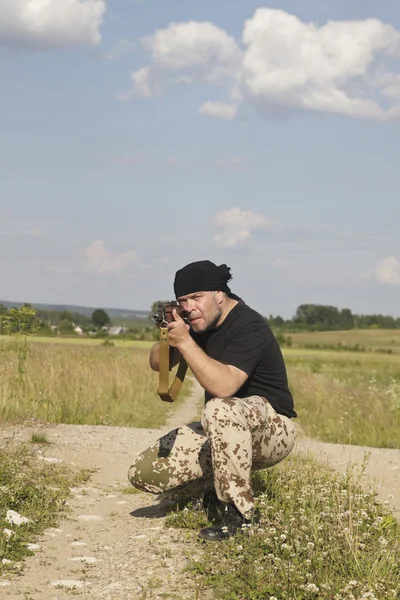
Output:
[60, 310, 73, 322]
[92, 309, 111, 329]
[340, 308, 354, 330]
[58, 319, 75, 334]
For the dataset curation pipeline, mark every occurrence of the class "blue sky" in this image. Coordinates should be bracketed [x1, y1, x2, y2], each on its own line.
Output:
[1, 0, 400, 319]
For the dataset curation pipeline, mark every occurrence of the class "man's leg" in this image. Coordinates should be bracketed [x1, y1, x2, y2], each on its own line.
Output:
[202, 396, 295, 519]
[128, 421, 214, 497]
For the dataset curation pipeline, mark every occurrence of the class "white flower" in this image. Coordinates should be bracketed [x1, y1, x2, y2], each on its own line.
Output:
[305, 583, 320, 593]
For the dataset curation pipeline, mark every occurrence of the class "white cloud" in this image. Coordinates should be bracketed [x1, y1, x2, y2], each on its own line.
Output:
[82, 240, 142, 274]
[374, 256, 400, 285]
[199, 101, 238, 120]
[127, 21, 241, 98]
[141, 21, 240, 75]
[129, 66, 157, 98]
[125, 9, 400, 120]
[213, 208, 278, 249]
[0, 0, 106, 48]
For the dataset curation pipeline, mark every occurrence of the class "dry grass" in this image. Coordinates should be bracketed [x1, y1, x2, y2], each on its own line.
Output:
[284, 350, 400, 448]
[0, 339, 191, 428]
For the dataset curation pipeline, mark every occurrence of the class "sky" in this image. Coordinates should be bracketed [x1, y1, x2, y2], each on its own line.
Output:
[1, 0, 400, 319]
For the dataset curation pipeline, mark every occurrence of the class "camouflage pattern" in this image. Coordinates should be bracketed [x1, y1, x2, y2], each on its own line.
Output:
[128, 396, 295, 518]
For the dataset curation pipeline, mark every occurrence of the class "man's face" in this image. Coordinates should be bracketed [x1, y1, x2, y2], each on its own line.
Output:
[177, 291, 222, 333]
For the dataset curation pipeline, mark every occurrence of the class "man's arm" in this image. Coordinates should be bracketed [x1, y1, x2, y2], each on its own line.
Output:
[149, 342, 182, 372]
[177, 337, 247, 397]
[166, 310, 248, 397]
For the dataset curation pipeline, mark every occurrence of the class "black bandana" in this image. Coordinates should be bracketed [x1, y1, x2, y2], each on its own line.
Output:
[174, 260, 232, 298]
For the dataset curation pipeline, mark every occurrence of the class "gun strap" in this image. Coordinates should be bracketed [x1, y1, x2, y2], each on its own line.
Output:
[158, 325, 188, 402]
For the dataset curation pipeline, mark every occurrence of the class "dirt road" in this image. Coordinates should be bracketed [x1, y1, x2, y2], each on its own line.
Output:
[0, 383, 399, 599]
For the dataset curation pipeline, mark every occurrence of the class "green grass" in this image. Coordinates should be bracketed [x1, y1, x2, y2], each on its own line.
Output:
[167, 456, 400, 600]
[0, 339, 192, 428]
[0, 445, 90, 574]
[284, 350, 400, 448]
[30, 432, 51, 445]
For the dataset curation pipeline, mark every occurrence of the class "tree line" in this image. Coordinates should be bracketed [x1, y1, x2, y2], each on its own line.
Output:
[267, 304, 400, 331]
[1, 302, 399, 337]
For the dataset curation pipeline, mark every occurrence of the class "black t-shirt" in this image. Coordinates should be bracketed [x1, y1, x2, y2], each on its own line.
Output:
[191, 301, 297, 419]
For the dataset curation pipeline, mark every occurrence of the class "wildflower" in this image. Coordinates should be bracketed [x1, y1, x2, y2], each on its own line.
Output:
[305, 583, 319, 593]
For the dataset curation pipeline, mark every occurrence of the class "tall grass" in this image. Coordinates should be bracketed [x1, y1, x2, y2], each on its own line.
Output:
[0, 339, 191, 428]
[285, 353, 400, 448]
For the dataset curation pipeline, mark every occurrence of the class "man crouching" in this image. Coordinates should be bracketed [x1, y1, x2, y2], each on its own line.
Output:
[128, 260, 296, 541]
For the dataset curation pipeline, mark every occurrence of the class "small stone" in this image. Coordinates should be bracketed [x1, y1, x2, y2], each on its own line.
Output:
[6, 510, 32, 526]
[0, 581, 11, 587]
[77, 515, 103, 522]
[116, 501, 128, 505]
[69, 556, 98, 564]
[2, 559, 12, 565]
[106, 494, 117, 499]
[70, 541, 87, 547]
[131, 534, 147, 540]
[26, 543, 41, 551]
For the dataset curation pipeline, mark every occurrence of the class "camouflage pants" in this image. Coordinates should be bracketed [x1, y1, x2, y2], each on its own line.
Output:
[128, 396, 295, 518]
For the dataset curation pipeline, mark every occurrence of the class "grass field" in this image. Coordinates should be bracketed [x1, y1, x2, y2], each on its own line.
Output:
[0, 338, 191, 429]
[283, 348, 400, 448]
[0, 333, 398, 448]
[287, 328, 400, 353]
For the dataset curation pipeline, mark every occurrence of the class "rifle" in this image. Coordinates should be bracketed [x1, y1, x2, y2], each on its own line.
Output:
[152, 301, 188, 402]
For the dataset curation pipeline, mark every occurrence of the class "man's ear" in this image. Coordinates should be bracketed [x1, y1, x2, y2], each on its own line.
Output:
[215, 290, 224, 305]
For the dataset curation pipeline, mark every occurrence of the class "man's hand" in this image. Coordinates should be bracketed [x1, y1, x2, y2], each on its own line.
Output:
[167, 309, 191, 349]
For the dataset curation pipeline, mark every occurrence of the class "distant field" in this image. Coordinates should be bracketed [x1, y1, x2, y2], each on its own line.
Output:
[287, 328, 400, 352]
[0, 335, 154, 349]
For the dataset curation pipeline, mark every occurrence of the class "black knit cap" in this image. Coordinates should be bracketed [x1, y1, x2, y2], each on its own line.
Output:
[174, 260, 232, 298]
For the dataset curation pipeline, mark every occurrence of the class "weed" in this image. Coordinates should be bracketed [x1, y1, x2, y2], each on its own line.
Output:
[30, 432, 51, 445]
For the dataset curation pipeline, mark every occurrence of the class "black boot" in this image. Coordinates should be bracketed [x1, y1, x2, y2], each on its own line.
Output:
[198, 503, 257, 542]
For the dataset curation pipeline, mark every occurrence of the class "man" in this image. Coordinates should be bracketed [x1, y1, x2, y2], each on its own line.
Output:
[128, 260, 296, 541]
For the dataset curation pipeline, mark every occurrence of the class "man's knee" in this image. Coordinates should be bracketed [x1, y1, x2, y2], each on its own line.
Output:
[202, 396, 238, 431]
[127, 453, 171, 495]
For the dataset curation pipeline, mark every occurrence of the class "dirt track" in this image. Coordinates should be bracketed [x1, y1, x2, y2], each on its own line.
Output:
[0, 383, 399, 599]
